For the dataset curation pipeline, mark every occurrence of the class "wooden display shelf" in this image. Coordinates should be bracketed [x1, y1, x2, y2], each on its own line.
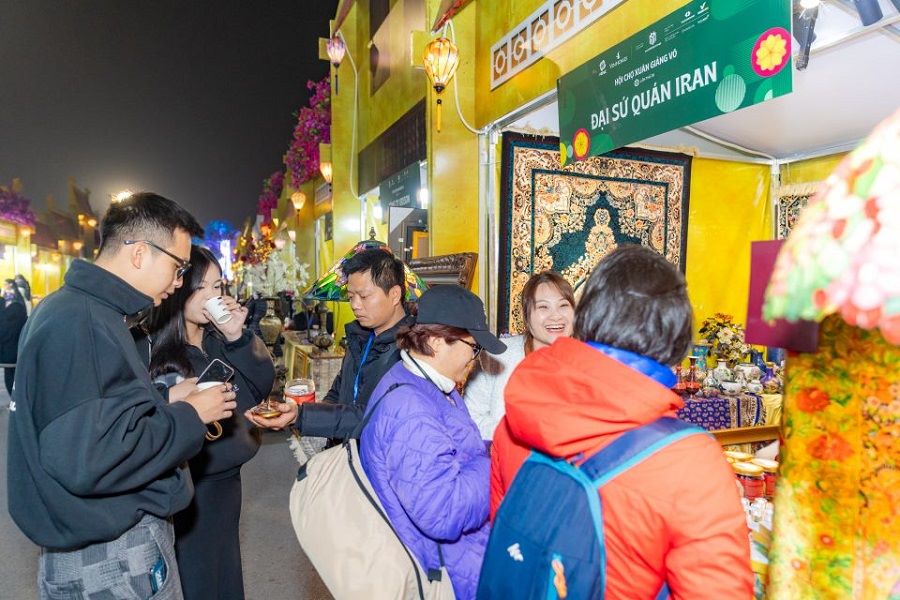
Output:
[712, 425, 781, 446]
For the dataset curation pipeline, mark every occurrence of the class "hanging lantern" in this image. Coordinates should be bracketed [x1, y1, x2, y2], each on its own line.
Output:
[326, 34, 347, 94]
[423, 37, 460, 132]
[291, 191, 307, 212]
[319, 160, 333, 184]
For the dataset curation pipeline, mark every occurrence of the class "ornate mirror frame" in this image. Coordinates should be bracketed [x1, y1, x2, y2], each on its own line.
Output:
[409, 252, 478, 289]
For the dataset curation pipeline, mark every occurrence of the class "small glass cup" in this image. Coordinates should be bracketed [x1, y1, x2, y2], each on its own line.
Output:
[284, 378, 316, 405]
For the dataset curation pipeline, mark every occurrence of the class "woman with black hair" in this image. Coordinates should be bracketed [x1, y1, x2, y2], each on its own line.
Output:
[142, 245, 275, 600]
[0, 279, 27, 394]
[14, 274, 32, 315]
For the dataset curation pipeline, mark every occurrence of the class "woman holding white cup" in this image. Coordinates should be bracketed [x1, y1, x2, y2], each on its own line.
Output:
[138, 244, 283, 600]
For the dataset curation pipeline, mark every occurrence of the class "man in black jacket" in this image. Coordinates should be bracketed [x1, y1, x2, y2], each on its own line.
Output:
[247, 248, 412, 440]
[7, 193, 236, 599]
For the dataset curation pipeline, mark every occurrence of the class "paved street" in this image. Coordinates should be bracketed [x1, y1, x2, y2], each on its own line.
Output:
[0, 378, 332, 600]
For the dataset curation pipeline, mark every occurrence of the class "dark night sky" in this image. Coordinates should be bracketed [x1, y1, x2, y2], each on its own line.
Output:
[0, 0, 338, 227]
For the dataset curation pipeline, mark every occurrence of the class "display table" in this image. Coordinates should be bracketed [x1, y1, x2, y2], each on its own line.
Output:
[677, 393, 776, 431]
[282, 331, 344, 401]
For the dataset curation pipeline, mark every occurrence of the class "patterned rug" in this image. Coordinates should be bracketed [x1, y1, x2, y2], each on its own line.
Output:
[499, 132, 692, 333]
[776, 182, 820, 239]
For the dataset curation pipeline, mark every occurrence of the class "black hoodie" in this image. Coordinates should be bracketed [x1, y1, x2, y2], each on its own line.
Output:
[296, 314, 414, 439]
[6, 260, 206, 549]
[135, 327, 274, 479]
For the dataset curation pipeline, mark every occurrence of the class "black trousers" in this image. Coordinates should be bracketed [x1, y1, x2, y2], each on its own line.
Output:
[174, 471, 245, 600]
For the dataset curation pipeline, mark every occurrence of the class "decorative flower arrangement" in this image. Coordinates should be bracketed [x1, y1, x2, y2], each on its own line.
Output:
[257, 171, 284, 222]
[764, 109, 900, 344]
[698, 313, 751, 365]
[283, 78, 331, 187]
[243, 252, 310, 297]
[0, 182, 37, 226]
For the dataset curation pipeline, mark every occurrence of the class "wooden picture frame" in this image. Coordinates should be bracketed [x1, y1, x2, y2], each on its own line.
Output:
[409, 252, 478, 289]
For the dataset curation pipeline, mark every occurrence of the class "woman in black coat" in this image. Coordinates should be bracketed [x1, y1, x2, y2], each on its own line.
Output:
[143, 245, 275, 600]
[0, 279, 28, 394]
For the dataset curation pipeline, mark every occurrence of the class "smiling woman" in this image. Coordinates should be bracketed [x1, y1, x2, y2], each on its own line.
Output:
[464, 271, 575, 440]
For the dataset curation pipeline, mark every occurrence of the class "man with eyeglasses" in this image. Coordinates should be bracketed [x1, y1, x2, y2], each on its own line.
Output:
[8, 192, 237, 599]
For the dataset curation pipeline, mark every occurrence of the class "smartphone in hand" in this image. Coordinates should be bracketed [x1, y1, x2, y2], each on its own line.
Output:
[196, 358, 235, 386]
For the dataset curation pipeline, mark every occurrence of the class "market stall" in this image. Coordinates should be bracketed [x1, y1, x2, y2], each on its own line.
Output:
[471, 1, 900, 596]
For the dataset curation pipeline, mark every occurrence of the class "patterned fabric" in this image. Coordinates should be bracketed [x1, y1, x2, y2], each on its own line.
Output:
[768, 316, 900, 598]
[677, 394, 766, 431]
[498, 133, 691, 333]
[776, 183, 819, 239]
[38, 514, 182, 599]
[765, 109, 900, 344]
[304, 239, 428, 302]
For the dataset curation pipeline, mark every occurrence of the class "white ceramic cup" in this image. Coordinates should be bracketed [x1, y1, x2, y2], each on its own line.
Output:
[196, 381, 223, 391]
[204, 296, 233, 324]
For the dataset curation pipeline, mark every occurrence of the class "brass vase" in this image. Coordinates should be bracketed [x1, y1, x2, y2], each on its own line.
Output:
[312, 301, 333, 352]
[258, 298, 283, 346]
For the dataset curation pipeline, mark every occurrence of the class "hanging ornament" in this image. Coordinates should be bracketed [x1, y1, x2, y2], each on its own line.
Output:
[423, 36, 460, 132]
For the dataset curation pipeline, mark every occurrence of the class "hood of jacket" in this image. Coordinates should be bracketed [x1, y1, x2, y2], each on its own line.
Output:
[503, 337, 684, 458]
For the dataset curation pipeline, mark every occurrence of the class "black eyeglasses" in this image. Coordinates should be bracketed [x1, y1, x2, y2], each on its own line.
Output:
[124, 240, 192, 279]
[458, 339, 483, 360]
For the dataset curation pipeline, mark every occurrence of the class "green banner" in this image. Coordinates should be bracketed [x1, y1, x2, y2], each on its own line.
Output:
[558, 0, 792, 165]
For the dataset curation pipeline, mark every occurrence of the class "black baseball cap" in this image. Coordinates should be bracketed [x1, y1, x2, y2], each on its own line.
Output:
[416, 285, 507, 355]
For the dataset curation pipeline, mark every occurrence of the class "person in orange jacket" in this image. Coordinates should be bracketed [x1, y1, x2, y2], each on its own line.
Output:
[490, 245, 753, 599]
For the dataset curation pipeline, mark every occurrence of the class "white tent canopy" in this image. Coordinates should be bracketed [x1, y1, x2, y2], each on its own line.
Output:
[501, 0, 900, 163]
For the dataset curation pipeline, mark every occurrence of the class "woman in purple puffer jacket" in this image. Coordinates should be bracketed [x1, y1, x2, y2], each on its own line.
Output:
[360, 285, 507, 600]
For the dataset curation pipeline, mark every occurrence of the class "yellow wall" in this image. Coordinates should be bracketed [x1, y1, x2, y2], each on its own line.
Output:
[474, 0, 690, 128]
[278, 174, 318, 280]
[780, 153, 846, 186]
[353, 0, 428, 150]
[686, 159, 772, 331]
[427, 0, 480, 289]
[364, 193, 388, 242]
[328, 3, 364, 339]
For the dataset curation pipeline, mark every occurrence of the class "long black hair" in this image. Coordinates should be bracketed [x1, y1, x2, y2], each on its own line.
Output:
[146, 245, 221, 378]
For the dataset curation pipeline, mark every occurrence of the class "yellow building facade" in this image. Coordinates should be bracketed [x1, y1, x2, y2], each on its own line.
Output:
[289, 0, 845, 338]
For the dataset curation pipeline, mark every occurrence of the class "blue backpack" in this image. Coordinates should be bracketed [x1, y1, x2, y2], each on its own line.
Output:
[477, 417, 707, 599]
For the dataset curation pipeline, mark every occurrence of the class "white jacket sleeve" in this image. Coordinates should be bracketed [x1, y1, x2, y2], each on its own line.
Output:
[463, 336, 525, 441]
[463, 361, 499, 440]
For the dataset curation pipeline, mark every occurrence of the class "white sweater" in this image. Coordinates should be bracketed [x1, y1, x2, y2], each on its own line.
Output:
[463, 335, 527, 440]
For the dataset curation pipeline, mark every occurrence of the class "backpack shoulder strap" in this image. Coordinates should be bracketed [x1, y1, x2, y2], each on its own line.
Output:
[349, 382, 408, 439]
[577, 417, 708, 486]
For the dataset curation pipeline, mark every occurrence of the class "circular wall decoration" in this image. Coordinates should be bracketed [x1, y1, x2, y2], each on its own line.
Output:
[751, 27, 791, 77]
[573, 128, 591, 161]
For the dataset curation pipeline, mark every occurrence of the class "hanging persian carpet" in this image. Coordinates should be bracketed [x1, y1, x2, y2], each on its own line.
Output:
[499, 132, 691, 333]
[776, 182, 821, 240]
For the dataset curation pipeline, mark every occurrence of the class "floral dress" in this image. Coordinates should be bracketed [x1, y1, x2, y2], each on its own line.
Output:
[768, 316, 899, 599]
